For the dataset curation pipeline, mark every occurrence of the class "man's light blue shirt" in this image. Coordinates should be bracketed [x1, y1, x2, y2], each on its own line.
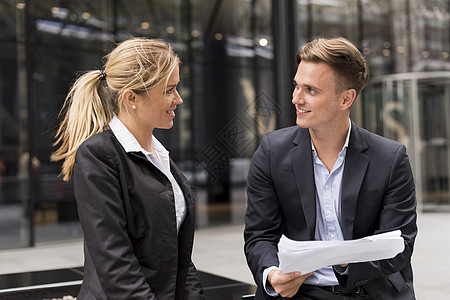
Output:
[263, 120, 351, 295]
[304, 120, 351, 286]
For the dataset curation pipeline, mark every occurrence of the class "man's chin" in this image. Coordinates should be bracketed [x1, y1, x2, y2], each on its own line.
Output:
[296, 120, 309, 129]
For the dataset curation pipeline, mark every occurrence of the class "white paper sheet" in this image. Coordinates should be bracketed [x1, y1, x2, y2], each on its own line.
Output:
[277, 230, 405, 274]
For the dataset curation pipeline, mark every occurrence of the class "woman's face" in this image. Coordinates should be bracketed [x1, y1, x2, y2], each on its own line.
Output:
[134, 64, 182, 131]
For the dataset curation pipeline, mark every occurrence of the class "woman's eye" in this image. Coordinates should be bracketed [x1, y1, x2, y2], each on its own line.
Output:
[166, 88, 174, 94]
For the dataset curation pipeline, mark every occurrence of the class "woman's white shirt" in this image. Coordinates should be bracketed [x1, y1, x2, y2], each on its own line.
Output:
[109, 116, 187, 233]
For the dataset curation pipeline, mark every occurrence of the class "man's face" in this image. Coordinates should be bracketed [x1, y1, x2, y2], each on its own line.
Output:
[292, 61, 346, 132]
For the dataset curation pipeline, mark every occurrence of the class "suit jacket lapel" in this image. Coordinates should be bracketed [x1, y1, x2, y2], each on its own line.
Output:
[290, 128, 316, 239]
[169, 160, 195, 214]
[341, 122, 369, 239]
[169, 160, 195, 253]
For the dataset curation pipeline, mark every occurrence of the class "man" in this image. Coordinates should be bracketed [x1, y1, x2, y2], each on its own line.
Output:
[244, 37, 417, 300]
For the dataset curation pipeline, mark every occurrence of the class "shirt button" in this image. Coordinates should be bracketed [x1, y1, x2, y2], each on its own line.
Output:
[325, 185, 329, 189]
[326, 210, 331, 216]
[330, 233, 336, 239]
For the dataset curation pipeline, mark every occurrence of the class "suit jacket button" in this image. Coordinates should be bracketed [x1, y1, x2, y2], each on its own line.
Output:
[355, 279, 368, 286]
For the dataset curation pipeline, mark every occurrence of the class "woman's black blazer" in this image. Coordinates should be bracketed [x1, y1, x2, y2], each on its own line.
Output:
[73, 129, 204, 300]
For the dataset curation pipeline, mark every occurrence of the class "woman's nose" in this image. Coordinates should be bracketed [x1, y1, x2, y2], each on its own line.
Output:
[175, 90, 183, 104]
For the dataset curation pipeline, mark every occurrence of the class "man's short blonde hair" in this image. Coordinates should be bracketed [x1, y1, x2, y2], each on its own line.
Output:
[296, 37, 369, 97]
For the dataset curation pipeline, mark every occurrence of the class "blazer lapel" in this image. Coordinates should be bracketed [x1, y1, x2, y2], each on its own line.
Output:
[290, 129, 316, 239]
[341, 122, 369, 239]
[169, 160, 195, 213]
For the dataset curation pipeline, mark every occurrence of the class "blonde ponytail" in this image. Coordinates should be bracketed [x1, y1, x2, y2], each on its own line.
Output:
[52, 37, 179, 181]
[51, 70, 112, 181]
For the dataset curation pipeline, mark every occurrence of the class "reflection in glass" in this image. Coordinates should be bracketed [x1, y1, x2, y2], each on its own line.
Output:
[0, 0, 449, 249]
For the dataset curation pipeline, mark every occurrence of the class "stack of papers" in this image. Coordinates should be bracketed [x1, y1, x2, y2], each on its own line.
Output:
[278, 230, 405, 274]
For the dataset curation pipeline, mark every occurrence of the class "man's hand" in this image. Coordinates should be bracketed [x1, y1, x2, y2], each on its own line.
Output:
[268, 269, 312, 298]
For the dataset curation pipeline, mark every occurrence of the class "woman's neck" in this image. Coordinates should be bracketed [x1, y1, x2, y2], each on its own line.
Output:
[117, 114, 154, 153]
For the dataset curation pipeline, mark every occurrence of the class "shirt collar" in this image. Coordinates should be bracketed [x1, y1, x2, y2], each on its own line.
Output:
[109, 116, 169, 157]
[311, 119, 352, 159]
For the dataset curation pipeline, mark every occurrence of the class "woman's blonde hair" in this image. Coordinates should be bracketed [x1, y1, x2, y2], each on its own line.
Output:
[51, 37, 180, 181]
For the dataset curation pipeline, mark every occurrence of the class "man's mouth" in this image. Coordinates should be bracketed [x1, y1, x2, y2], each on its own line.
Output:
[297, 108, 309, 114]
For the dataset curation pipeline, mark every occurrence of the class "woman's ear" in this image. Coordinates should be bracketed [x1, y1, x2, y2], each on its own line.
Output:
[122, 89, 138, 110]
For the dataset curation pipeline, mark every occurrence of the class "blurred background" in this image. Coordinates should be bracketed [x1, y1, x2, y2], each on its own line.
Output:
[0, 0, 449, 250]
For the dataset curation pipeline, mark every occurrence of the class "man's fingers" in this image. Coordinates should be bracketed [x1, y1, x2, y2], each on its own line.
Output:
[274, 271, 312, 283]
[272, 272, 312, 289]
[269, 269, 297, 284]
[269, 269, 314, 298]
[282, 271, 302, 280]
[282, 271, 312, 279]
[276, 273, 313, 298]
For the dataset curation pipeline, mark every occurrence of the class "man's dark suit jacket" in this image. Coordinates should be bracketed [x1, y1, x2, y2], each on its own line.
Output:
[244, 122, 417, 300]
[74, 130, 204, 300]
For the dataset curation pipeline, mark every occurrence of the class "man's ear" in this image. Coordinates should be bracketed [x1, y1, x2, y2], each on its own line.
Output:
[341, 88, 357, 110]
[122, 89, 138, 110]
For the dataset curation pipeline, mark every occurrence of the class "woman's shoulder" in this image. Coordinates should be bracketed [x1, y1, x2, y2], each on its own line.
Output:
[74, 129, 121, 177]
[76, 129, 119, 158]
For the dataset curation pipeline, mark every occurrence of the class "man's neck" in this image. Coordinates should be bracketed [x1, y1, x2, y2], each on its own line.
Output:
[309, 121, 349, 172]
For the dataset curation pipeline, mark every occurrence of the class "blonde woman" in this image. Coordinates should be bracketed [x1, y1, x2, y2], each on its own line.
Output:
[52, 38, 204, 300]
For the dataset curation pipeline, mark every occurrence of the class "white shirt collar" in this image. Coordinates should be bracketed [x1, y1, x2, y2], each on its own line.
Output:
[109, 116, 169, 158]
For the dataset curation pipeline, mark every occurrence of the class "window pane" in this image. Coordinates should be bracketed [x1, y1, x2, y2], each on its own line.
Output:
[31, 0, 113, 244]
[0, 0, 30, 249]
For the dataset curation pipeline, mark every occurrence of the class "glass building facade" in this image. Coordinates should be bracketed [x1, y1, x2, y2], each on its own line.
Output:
[0, 0, 449, 249]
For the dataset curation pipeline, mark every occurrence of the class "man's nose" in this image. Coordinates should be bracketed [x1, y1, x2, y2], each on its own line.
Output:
[292, 87, 304, 104]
